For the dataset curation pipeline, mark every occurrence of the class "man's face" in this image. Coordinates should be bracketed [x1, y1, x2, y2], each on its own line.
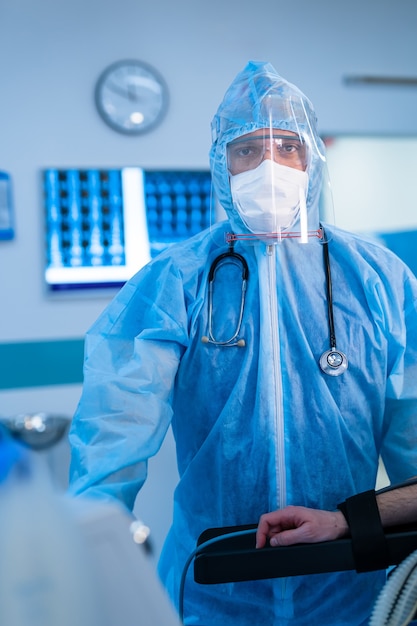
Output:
[227, 129, 307, 176]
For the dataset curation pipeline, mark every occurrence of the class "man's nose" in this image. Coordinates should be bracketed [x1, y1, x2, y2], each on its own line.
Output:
[261, 146, 274, 161]
[261, 147, 281, 165]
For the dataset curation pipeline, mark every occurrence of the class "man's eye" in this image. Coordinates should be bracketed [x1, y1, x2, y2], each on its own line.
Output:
[281, 142, 299, 152]
[237, 145, 261, 157]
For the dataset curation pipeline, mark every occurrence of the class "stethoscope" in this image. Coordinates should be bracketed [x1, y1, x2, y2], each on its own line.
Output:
[201, 248, 249, 348]
[201, 228, 348, 376]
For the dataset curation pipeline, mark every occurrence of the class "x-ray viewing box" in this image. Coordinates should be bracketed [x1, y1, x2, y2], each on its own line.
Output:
[43, 167, 212, 291]
[0, 171, 14, 240]
[194, 523, 417, 584]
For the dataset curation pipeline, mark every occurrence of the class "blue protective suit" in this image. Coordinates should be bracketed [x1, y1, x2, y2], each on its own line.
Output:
[69, 62, 417, 625]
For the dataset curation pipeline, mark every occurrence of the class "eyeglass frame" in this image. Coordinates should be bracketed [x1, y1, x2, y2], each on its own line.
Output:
[227, 132, 308, 175]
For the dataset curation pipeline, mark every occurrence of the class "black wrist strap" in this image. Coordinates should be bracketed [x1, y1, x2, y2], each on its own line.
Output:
[337, 489, 391, 573]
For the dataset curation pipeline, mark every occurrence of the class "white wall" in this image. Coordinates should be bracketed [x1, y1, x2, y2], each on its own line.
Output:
[1, 0, 417, 558]
[325, 136, 417, 233]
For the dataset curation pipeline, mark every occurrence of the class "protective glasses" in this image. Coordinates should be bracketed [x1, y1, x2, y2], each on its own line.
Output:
[227, 133, 307, 175]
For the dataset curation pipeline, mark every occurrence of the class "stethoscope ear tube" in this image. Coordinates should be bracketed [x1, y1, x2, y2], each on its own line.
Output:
[208, 249, 249, 282]
[201, 245, 248, 348]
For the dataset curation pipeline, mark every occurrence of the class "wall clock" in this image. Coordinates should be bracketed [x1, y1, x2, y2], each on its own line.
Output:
[95, 59, 169, 135]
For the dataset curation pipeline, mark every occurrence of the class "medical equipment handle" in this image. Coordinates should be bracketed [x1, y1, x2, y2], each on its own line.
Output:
[194, 522, 417, 584]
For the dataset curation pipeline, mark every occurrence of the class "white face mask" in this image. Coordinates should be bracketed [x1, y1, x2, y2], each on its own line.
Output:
[230, 159, 309, 234]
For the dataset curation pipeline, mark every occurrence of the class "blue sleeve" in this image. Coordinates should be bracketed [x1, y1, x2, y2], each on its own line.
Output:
[381, 274, 417, 483]
[68, 260, 189, 511]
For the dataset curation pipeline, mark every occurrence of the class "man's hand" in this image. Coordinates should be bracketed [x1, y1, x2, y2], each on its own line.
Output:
[256, 505, 349, 548]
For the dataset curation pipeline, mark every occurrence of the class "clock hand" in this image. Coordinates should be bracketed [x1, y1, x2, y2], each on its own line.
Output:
[127, 84, 139, 102]
[107, 81, 138, 101]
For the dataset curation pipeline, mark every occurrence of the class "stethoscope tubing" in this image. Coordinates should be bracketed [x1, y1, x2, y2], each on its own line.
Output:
[319, 228, 348, 376]
[202, 231, 348, 375]
[202, 249, 248, 347]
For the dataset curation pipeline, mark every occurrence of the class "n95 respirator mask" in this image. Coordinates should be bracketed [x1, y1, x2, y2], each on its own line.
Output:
[230, 159, 308, 234]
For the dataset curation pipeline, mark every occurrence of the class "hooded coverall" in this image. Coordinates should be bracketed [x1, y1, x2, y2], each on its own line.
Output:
[69, 61, 417, 625]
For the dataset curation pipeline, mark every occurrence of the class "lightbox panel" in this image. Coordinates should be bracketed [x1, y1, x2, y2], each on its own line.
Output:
[43, 167, 212, 291]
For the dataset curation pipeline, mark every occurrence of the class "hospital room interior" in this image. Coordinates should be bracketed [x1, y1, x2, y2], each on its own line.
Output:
[1, 0, 417, 624]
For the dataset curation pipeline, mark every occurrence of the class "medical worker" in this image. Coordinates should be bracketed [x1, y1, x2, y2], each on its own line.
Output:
[69, 61, 417, 625]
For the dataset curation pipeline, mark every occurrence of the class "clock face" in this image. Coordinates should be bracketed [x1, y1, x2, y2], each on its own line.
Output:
[95, 60, 169, 135]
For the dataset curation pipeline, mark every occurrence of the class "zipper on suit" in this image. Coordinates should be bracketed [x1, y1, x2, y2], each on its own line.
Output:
[267, 244, 286, 510]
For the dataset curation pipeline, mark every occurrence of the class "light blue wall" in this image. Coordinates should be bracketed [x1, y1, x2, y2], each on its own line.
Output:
[1, 0, 416, 557]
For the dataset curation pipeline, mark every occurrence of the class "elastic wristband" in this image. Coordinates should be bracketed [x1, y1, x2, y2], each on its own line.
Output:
[337, 489, 390, 573]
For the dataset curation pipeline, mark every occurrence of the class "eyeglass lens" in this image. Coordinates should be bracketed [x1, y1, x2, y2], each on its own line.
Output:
[227, 134, 307, 175]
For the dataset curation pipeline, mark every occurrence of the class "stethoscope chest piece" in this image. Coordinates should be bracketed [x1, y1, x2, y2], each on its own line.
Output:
[319, 349, 348, 377]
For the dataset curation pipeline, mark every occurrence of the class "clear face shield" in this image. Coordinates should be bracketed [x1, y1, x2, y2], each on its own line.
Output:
[227, 129, 313, 240]
[210, 81, 335, 244]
